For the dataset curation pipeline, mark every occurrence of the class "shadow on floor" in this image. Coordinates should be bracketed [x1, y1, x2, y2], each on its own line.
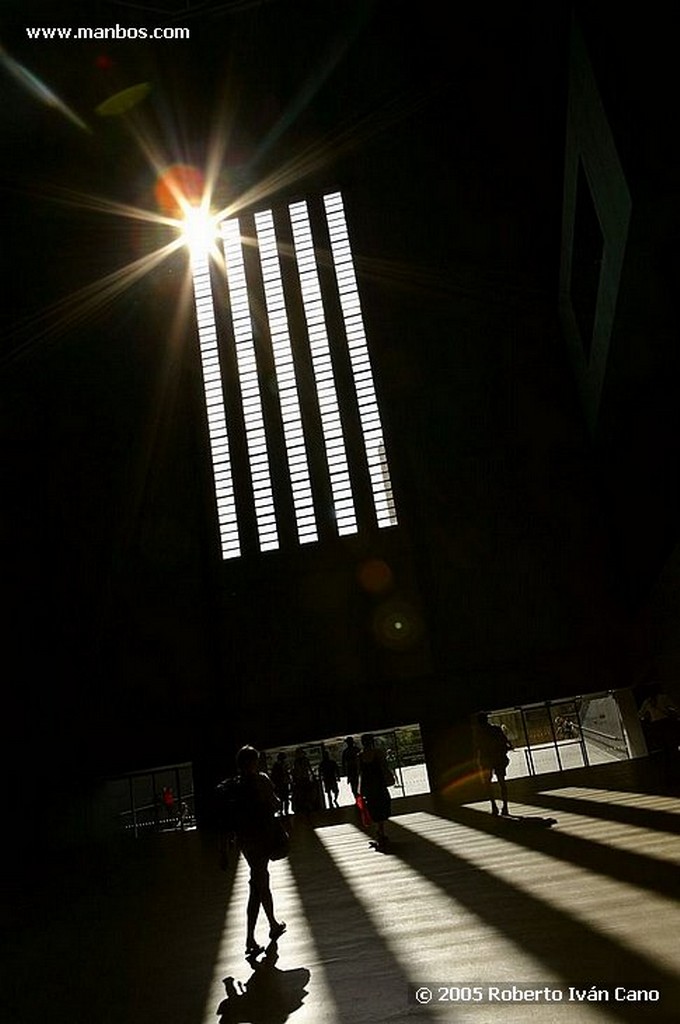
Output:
[517, 791, 680, 834]
[441, 801, 680, 900]
[288, 822, 440, 1024]
[216, 942, 310, 1024]
[386, 817, 680, 1023]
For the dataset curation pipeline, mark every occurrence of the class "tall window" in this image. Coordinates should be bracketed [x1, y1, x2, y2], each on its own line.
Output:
[220, 219, 279, 552]
[324, 192, 397, 529]
[189, 191, 398, 559]
[255, 208, 318, 545]
[188, 243, 240, 559]
[289, 199, 357, 537]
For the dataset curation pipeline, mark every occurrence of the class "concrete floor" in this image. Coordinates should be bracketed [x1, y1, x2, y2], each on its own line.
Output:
[3, 764, 680, 1024]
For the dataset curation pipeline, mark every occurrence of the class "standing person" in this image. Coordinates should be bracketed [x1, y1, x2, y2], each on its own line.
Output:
[233, 745, 287, 958]
[358, 734, 394, 849]
[291, 748, 314, 814]
[270, 752, 292, 816]
[161, 785, 176, 824]
[341, 736, 361, 798]
[474, 713, 512, 817]
[318, 748, 341, 808]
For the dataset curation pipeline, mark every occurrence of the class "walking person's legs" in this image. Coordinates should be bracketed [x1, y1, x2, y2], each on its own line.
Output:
[244, 851, 286, 955]
[496, 767, 509, 815]
[482, 765, 498, 814]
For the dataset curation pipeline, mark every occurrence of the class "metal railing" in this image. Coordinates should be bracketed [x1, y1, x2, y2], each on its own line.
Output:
[108, 762, 196, 839]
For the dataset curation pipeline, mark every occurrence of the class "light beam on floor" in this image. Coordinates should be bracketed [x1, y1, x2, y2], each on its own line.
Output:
[396, 810, 680, 974]
[200, 854, 339, 1024]
[313, 821, 588, 1021]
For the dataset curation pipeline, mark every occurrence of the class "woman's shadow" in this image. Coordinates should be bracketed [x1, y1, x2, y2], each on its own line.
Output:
[217, 943, 310, 1024]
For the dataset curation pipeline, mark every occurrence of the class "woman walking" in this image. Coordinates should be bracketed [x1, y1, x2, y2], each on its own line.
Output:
[358, 734, 394, 850]
[234, 745, 287, 957]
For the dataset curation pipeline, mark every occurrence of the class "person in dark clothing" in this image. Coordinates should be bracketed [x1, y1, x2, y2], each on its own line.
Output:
[161, 785, 175, 818]
[358, 733, 394, 849]
[341, 736, 360, 798]
[474, 712, 512, 816]
[318, 748, 340, 808]
[270, 752, 292, 816]
[291, 747, 315, 814]
[235, 745, 287, 958]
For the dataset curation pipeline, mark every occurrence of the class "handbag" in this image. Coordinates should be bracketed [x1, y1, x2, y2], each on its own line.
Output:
[268, 818, 290, 861]
[356, 793, 372, 828]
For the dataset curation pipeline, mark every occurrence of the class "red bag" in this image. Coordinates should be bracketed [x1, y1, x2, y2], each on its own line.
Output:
[356, 794, 372, 828]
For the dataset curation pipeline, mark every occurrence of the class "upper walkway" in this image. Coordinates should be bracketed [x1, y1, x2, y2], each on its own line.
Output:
[3, 758, 679, 1023]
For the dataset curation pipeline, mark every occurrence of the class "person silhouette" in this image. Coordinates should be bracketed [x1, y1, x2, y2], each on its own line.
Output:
[358, 733, 394, 849]
[474, 712, 512, 816]
[161, 785, 176, 825]
[291, 748, 314, 814]
[341, 736, 360, 798]
[270, 752, 291, 816]
[318, 747, 340, 808]
[217, 944, 310, 1023]
[234, 745, 287, 957]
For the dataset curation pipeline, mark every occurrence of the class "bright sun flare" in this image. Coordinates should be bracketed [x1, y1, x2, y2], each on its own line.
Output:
[180, 204, 219, 257]
[5, 78, 406, 368]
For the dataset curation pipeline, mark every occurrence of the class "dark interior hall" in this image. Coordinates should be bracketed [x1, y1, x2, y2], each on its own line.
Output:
[2, 3, 680, 1020]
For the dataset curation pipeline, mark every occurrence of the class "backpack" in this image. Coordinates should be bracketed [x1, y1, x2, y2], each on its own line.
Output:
[215, 776, 249, 838]
[478, 725, 510, 767]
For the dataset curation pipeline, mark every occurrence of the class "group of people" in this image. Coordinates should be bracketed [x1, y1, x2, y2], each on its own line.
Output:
[269, 747, 324, 815]
[266, 737, 393, 818]
[223, 723, 518, 957]
[223, 691, 680, 960]
[221, 735, 397, 957]
[225, 724, 515, 955]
